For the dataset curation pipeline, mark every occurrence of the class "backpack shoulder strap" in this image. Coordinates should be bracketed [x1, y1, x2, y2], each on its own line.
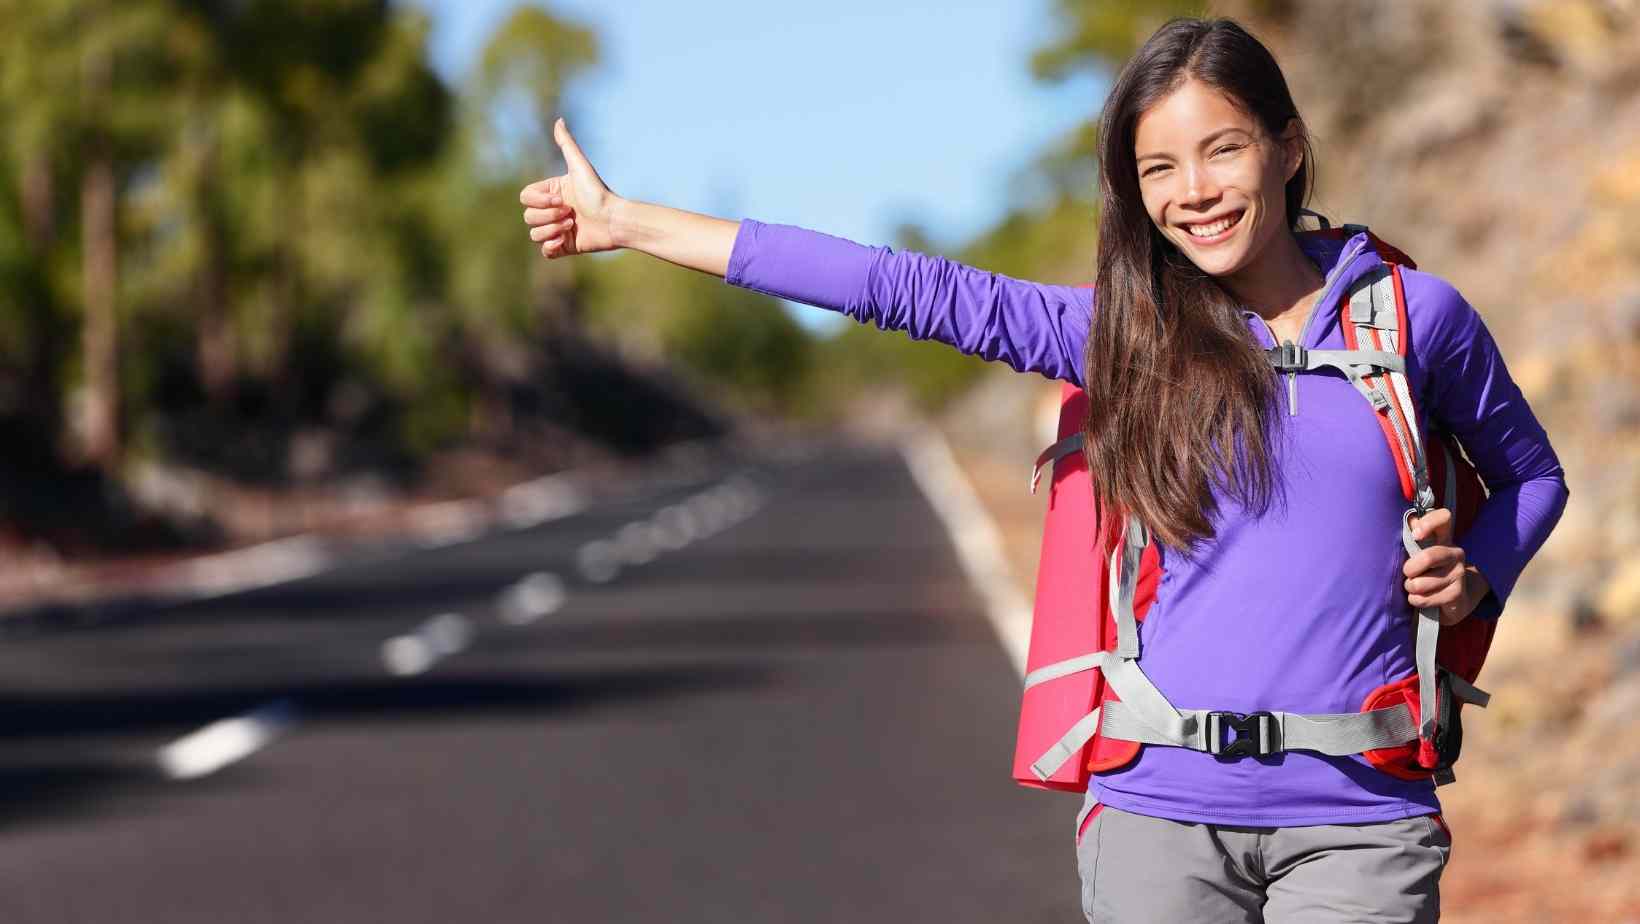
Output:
[1339, 263, 1436, 511]
[1339, 260, 1487, 755]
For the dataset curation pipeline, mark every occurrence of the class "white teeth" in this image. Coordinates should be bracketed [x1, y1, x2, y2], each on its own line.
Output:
[1187, 212, 1241, 238]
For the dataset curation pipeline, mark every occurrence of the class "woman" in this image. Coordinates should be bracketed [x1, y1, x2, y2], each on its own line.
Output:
[519, 17, 1566, 923]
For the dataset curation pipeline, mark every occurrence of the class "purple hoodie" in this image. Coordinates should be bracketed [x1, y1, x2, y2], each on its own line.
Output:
[725, 219, 1568, 827]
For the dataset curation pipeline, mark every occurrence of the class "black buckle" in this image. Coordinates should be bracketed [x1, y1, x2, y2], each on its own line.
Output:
[1266, 341, 1307, 373]
[1206, 711, 1279, 758]
[1429, 670, 1465, 772]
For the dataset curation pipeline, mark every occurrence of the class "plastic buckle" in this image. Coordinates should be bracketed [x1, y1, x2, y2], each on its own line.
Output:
[1267, 342, 1307, 373]
[1206, 711, 1279, 758]
[1430, 670, 1464, 772]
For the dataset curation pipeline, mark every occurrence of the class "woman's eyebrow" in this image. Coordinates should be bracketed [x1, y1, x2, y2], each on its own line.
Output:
[1136, 126, 1254, 162]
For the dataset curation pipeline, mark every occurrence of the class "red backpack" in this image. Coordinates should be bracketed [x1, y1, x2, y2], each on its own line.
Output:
[1012, 224, 1492, 793]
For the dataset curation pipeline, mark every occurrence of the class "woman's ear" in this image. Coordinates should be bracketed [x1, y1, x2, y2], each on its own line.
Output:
[1282, 118, 1305, 182]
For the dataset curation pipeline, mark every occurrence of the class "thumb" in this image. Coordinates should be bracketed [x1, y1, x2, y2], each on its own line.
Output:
[1414, 507, 1454, 544]
[554, 118, 592, 173]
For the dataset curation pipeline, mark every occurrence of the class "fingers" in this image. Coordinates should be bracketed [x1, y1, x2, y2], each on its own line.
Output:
[1409, 507, 1453, 545]
[1408, 583, 1462, 612]
[519, 177, 562, 207]
[1403, 542, 1463, 580]
[530, 218, 573, 242]
[1404, 557, 1465, 598]
[523, 205, 570, 226]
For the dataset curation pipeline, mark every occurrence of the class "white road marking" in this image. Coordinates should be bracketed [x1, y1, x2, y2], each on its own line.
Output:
[898, 426, 1032, 677]
[381, 612, 472, 675]
[652, 505, 698, 547]
[689, 492, 730, 532]
[613, 523, 657, 565]
[382, 634, 436, 675]
[156, 700, 299, 780]
[498, 572, 566, 625]
[576, 540, 621, 583]
[421, 612, 473, 655]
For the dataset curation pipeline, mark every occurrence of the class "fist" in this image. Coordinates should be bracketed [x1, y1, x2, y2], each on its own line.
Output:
[1402, 507, 1486, 626]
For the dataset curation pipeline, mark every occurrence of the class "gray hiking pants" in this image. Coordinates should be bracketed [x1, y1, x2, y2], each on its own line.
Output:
[1074, 792, 1451, 923]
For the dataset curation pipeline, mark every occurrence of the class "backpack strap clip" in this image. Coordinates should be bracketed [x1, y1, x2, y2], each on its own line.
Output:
[1266, 341, 1307, 373]
[1206, 711, 1279, 758]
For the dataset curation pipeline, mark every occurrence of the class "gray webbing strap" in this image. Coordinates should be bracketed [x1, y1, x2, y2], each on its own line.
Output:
[1099, 701, 1418, 756]
[1023, 653, 1189, 779]
[1023, 650, 1112, 691]
[1446, 671, 1491, 708]
[1030, 432, 1084, 495]
[1348, 265, 1397, 329]
[1030, 706, 1106, 780]
[1402, 509, 1443, 744]
[1111, 516, 1145, 659]
[1303, 348, 1403, 374]
[1301, 346, 1402, 410]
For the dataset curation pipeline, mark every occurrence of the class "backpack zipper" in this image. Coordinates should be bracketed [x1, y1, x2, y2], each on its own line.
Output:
[1250, 235, 1372, 417]
[1249, 314, 1301, 416]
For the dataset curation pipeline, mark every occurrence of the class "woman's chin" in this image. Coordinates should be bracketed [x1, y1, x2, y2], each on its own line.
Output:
[1179, 243, 1248, 278]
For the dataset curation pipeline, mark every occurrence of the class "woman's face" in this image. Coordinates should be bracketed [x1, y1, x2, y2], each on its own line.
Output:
[1132, 78, 1302, 279]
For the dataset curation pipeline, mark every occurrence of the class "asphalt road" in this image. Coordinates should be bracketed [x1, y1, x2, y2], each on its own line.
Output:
[0, 444, 1079, 923]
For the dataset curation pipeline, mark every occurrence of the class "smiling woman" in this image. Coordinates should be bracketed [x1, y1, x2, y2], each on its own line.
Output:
[1135, 91, 1309, 294]
[519, 15, 1567, 924]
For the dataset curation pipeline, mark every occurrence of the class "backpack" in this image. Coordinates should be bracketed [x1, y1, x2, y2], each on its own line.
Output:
[1011, 223, 1493, 794]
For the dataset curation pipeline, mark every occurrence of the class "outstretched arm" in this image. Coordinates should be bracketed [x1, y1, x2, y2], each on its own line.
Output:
[521, 118, 1093, 386]
[519, 119, 740, 276]
[725, 219, 1092, 386]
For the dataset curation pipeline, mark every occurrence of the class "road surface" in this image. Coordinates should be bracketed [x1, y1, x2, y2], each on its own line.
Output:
[0, 443, 1079, 922]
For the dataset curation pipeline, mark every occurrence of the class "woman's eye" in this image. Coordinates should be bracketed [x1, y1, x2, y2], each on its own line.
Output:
[1142, 164, 1169, 177]
[1212, 144, 1243, 157]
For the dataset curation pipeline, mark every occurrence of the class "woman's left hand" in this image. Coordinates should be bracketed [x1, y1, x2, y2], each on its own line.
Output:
[1403, 507, 1490, 626]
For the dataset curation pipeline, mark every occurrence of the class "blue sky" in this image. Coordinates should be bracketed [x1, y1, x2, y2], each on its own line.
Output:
[401, 0, 1105, 327]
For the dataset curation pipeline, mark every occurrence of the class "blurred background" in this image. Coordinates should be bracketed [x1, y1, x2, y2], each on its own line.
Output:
[0, 0, 1635, 921]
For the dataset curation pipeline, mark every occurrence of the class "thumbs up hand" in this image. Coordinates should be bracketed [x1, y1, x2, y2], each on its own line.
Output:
[521, 118, 619, 258]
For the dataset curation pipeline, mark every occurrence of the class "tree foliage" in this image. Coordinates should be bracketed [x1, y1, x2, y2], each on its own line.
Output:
[0, 0, 813, 509]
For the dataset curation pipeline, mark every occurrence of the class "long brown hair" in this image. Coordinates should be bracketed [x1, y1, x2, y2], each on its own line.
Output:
[1083, 17, 1314, 552]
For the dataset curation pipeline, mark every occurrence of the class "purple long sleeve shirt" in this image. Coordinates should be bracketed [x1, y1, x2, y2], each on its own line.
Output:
[726, 219, 1568, 826]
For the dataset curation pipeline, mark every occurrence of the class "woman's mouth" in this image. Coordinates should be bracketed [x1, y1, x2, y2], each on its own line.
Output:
[1182, 210, 1245, 244]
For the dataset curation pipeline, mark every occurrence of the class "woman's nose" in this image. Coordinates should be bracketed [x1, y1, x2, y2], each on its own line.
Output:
[1180, 162, 1220, 207]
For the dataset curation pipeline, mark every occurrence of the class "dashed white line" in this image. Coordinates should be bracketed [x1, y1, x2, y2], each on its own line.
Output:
[381, 612, 473, 675]
[421, 612, 473, 656]
[576, 540, 621, 583]
[156, 700, 299, 781]
[653, 504, 698, 546]
[614, 523, 658, 565]
[498, 572, 566, 626]
[382, 634, 437, 676]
